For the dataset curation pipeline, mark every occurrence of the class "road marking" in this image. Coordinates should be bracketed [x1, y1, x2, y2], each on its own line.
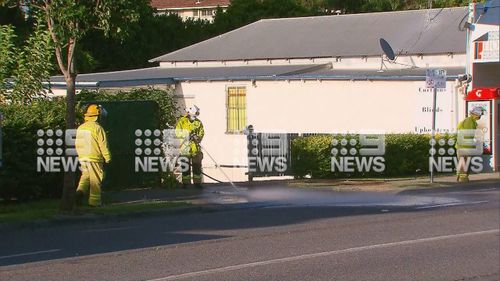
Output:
[147, 229, 499, 281]
[84, 227, 135, 233]
[415, 200, 489, 210]
[0, 249, 61, 260]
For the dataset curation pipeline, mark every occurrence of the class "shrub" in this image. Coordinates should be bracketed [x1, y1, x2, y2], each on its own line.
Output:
[291, 135, 333, 179]
[0, 99, 66, 201]
[291, 133, 449, 179]
[0, 88, 177, 201]
[77, 88, 178, 128]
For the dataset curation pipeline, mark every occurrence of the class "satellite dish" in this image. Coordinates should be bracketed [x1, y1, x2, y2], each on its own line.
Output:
[379, 38, 395, 61]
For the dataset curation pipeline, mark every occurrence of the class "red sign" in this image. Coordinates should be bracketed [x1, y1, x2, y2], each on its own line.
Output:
[466, 88, 500, 100]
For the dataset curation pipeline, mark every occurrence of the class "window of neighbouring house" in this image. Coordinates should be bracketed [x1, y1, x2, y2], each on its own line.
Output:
[227, 87, 247, 133]
[201, 9, 213, 16]
[193, 10, 199, 17]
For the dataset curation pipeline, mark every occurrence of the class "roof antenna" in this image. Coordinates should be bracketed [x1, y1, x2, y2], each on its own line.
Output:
[378, 38, 396, 72]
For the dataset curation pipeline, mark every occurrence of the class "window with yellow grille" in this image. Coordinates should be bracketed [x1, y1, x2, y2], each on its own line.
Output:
[226, 87, 247, 133]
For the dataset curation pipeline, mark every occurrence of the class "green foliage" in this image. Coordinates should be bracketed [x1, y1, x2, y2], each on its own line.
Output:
[0, 5, 32, 42]
[291, 134, 439, 178]
[0, 24, 16, 97]
[78, 13, 213, 72]
[10, 21, 54, 103]
[77, 88, 178, 128]
[319, 0, 470, 13]
[0, 99, 66, 201]
[2, 0, 473, 74]
[0, 0, 151, 107]
[0, 22, 54, 104]
[0, 88, 177, 201]
[383, 134, 431, 176]
[291, 135, 334, 178]
[212, 0, 310, 34]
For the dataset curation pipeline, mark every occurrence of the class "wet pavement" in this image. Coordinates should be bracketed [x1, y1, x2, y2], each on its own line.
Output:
[201, 184, 492, 210]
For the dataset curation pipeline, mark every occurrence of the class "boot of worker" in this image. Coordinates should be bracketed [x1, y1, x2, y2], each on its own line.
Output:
[457, 174, 469, 183]
[181, 177, 192, 189]
[193, 175, 203, 189]
[192, 154, 203, 189]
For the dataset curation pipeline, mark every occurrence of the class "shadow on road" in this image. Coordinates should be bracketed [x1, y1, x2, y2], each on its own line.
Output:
[0, 183, 497, 267]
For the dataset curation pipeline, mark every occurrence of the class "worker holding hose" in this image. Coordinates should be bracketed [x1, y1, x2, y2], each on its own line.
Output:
[176, 105, 205, 189]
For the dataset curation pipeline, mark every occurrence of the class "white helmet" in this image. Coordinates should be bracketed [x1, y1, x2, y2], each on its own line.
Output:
[470, 106, 484, 116]
[186, 105, 200, 118]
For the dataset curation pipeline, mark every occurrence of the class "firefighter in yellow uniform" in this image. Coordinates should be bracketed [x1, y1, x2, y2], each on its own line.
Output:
[75, 104, 111, 206]
[456, 106, 484, 182]
[176, 105, 204, 188]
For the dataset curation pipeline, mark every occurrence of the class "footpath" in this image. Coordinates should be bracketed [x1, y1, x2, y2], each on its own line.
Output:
[1, 172, 498, 229]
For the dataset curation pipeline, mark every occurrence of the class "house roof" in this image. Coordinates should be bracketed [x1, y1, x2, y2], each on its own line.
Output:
[50, 65, 327, 88]
[50, 65, 465, 88]
[150, 7, 468, 62]
[151, 0, 230, 9]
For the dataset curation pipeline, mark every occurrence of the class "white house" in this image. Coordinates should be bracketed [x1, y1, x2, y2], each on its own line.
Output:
[151, 0, 230, 22]
[51, 5, 500, 181]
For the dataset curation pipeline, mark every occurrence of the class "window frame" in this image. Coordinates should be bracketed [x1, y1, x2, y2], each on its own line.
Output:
[201, 9, 213, 16]
[226, 86, 247, 134]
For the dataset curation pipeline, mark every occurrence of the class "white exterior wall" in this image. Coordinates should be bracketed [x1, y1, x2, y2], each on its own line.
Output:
[157, 6, 227, 22]
[465, 0, 500, 171]
[175, 78, 468, 182]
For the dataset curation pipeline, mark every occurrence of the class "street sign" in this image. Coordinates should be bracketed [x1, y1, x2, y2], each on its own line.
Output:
[425, 69, 446, 183]
[426, 69, 447, 89]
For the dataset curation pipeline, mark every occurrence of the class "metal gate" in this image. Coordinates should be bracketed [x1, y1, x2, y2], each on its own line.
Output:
[246, 127, 298, 180]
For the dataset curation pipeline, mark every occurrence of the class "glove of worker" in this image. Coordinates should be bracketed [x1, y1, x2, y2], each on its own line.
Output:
[190, 133, 200, 143]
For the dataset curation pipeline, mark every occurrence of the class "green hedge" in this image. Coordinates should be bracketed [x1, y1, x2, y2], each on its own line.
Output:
[0, 99, 66, 201]
[77, 88, 178, 127]
[0, 88, 176, 201]
[291, 134, 455, 179]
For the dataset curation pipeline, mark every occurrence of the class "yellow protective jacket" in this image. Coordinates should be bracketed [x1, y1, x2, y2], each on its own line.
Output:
[175, 115, 204, 156]
[456, 116, 478, 150]
[75, 121, 111, 163]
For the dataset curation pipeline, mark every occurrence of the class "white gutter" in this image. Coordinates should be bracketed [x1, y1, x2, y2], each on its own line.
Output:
[46, 81, 99, 87]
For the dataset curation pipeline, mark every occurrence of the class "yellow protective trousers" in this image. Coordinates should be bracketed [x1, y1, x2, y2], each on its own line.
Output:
[77, 161, 104, 206]
[182, 152, 203, 185]
[456, 150, 470, 182]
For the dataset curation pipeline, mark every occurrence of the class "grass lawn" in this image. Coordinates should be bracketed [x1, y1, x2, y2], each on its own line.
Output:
[0, 199, 191, 225]
[0, 200, 60, 224]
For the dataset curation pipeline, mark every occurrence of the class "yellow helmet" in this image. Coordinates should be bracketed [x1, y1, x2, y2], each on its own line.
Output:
[85, 104, 100, 117]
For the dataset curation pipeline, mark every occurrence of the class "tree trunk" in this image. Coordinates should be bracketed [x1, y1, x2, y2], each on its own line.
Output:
[59, 75, 77, 213]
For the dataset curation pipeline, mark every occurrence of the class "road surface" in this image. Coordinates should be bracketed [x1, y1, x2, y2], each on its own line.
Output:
[0, 183, 499, 281]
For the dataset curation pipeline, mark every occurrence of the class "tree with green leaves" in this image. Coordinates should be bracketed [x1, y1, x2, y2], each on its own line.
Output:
[1, 0, 148, 212]
[10, 21, 54, 103]
[0, 21, 53, 104]
[0, 4, 33, 41]
[308, 0, 471, 14]
[0, 25, 16, 100]
[212, 0, 311, 34]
